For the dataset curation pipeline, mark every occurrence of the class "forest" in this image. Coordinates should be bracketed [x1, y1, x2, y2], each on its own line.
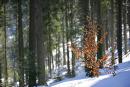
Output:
[0, 0, 130, 87]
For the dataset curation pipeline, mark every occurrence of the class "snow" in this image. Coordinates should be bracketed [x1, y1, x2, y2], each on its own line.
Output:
[39, 52, 130, 87]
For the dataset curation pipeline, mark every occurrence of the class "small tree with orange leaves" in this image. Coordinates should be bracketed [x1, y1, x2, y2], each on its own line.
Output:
[70, 17, 108, 77]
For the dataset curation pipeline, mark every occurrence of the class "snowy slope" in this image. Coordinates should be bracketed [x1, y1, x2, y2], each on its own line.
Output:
[50, 53, 130, 87]
[40, 53, 130, 87]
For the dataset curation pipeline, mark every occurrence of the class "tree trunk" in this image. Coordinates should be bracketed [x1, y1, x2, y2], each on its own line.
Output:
[123, 0, 128, 54]
[62, 16, 66, 65]
[110, 0, 115, 65]
[17, 0, 24, 86]
[70, 0, 75, 77]
[3, 1, 8, 86]
[57, 34, 61, 77]
[97, 0, 103, 61]
[79, 0, 89, 25]
[128, 0, 130, 51]
[65, 0, 71, 77]
[71, 46, 75, 77]
[47, 29, 52, 78]
[36, 0, 46, 85]
[116, 0, 122, 63]
[29, 0, 37, 86]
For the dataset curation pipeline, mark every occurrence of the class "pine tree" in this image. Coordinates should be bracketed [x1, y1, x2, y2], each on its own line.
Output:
[96, 0, 104, 61]
[35, 0, 46, 85]
[123, 0, 128, 54]
[17, 0, 24, 86]
[3, 0, 8, 86]
[116, 0, 122, 63]
[29, 0, 37, 86]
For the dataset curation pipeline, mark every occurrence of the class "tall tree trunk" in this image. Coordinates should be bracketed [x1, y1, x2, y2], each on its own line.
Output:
[71, 42, 75, 77]
[0, 2, 3, 84]
[57, 34, 61, 77]
[17, 0, 24, 86]
[62, 16, 66, 65]
[29, 0, 37, 86]
[128, 0, 130, 51]
[79, 0, 90, 65]
[123, 0, 128, 54]
[65, 0, 71, 77]
[47, 29, 52, 78]
[36, 0, 46, 85]
[117, 0, 122, 63]
[97, 0, 103, 61]
[105, 16, 109, 50]
[0, 3, 2, 85]
[70, 0, 75, 77]
[46, 2, 52, 78]
[110, 0, 115, 65]
[3, 1, 8, 86]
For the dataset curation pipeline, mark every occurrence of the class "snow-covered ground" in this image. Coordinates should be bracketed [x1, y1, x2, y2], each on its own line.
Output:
[40, 52, 130, 87]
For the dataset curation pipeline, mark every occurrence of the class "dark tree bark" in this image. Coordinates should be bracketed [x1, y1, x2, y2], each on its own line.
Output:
[0, 1, 2, 85]
[47, 27, 52, 78]
[110, 0, 115, 65]
[29, 0, 37, 86]
[70, 0, 75, 77]
[97, 0, 103, 61]
[79, 0, 89, 25]
[29, 0, 48, 85]
[35, 0, 46, 85]
[62, 16, 66, 65]
[65, 0, 71, 77]
[3, 1, 8, 86]
[123, 0, 128, 54]
[116, 0, 122, 63]
[17, 0, 24, 86]
[128, 0, 130, 51]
